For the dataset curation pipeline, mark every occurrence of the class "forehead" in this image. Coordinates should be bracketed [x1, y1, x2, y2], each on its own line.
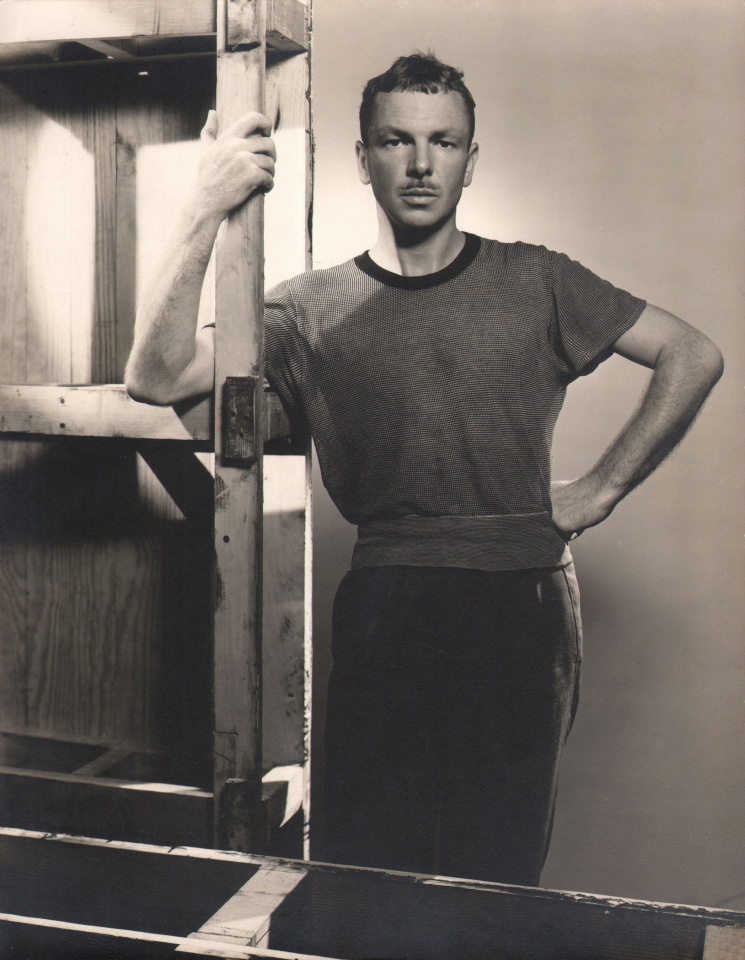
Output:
[368, 89, 470, 136]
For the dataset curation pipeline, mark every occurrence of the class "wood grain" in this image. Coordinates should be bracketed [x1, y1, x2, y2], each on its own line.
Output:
[263, 50, 312, 839]
[212, 4, 268, 850]
[0, 83, 29, 383]
[24, 535, 160, 744]
[0, 0, 216, 44]
[266, 0, 308, 53]
[2, 828, 745, 960]
[185, 861, 307, 946]
[0, 384, 210, 441]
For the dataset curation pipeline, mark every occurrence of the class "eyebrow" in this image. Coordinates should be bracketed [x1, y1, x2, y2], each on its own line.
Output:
[373, 126, 462, 141]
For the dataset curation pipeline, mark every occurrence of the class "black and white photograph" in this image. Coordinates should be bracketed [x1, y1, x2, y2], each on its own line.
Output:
[0, 0, 742, 957]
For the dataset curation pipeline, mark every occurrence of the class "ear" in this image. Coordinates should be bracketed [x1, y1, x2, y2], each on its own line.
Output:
[463, 141, 479, 188]
[356, 140, 371, 185]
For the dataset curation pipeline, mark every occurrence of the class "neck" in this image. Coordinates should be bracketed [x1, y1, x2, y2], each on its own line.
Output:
[368, 213, 466, 277]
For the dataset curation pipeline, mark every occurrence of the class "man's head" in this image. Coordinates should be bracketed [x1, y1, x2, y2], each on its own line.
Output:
[359, 53, 476, 148]
[356, 53, 479, 235]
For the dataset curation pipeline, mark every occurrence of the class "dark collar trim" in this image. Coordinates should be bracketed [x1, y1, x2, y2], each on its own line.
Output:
[354, 233, 481, 290]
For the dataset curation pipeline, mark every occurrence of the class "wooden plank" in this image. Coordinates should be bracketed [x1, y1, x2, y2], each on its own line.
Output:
[86, 83, 119, 381]
[138, 444, 214, 527]
[212, 0, 268, 851]
[0, 384, 289, 441]
[0, 0, 216, 44]
[0, 86, 32, 734]
[0, 83, 29, 384]
[2, 828, 745, 960]
[0, 765, 213, 846]
[0, 915, 182, 959]
[262, 457, 306, 768]
[266, 0, 307, 53]
[178, 938, 342, 960]
[0, 384, 209, 440]
[184, 861, 307, 947]
[262, 47, 312, 846]
[0, 724, 158, 753]
[0, 731, 107, 772]
[0, 827, 261, 941]
[22, 74, 91, 383]
[0, 916, 342, 960]
[0, 543, 26, 730]
[79, 38, 135, 59]
[73, 746, 133, 776]
[704, 924, 745, 959]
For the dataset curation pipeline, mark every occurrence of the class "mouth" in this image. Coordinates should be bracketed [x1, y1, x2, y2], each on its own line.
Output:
[400, 188, 438, 204]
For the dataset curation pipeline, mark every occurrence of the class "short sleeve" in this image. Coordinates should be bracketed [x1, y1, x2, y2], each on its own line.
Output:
[264, 281, 308, 430]
[549, 252, 646, 378]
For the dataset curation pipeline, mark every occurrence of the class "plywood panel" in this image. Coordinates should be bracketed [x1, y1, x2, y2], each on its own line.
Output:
[0, 59, 218, 764]
[25, 534, 160, 743]
[0, 82, 28, 382]
[0, 544, 27, 728]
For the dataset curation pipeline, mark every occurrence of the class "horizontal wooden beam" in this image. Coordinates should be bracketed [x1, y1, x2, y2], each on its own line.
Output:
[0, 384, 294, 446]
[0, 914, 344, 960]
[0, 764, 214, 846]
[3, 826, 745, 960]
[0, 384, 209, 441]
[0, 0, 215, 44]
[0, 761, 301, 847]
[266, 0, 307, 53]
[0, 0, 307, 61]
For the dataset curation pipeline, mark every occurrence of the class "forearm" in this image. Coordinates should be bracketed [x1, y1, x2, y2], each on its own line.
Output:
[125, 108, 275, 405]
[582, 328, 723, 509]
[125, 201, 222, 405]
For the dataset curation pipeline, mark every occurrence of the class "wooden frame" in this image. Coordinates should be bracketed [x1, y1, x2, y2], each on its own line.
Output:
[0, 384, 291, 444]
[1, 827, 744, 959]
[0, 0, 312, 853]
[0, 0, 308, 57]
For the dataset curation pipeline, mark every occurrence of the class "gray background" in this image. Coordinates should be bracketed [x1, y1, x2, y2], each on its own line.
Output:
[308, 0, 745, 909]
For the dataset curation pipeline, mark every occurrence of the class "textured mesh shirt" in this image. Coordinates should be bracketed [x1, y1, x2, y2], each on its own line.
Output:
[264, 234, 646, 571]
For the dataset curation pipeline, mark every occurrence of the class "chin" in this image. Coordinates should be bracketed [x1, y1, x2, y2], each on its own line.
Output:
[393, 208, 448, 231]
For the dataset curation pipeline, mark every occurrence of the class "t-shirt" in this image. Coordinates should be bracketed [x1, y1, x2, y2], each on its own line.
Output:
[264, 233, 646, 570]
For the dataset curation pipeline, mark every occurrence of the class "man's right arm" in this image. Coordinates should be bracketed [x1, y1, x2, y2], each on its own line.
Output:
[124, 110, 276, 405]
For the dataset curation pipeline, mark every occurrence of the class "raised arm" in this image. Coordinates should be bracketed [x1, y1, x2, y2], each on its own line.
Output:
[124, 110, 276, 405]
[551, 303, 724, 538]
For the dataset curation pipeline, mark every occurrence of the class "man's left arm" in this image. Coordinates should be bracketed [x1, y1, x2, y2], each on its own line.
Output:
[551, 303, 724, 538]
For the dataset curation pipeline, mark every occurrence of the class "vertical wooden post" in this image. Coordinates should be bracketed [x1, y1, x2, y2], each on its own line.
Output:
[213, 0, 267, 851]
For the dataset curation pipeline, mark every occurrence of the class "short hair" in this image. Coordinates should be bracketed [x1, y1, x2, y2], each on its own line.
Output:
[359, 52, 476, 146]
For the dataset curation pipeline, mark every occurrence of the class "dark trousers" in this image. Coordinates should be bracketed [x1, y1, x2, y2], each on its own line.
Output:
[323, 564, 582, 886]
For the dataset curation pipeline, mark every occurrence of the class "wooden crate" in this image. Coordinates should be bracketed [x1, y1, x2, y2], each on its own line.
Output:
[0, 0, 312, 851]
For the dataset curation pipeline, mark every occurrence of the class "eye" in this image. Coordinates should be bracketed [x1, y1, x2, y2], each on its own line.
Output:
[383, 138, 403, 147]
[435, 139, 456, 149]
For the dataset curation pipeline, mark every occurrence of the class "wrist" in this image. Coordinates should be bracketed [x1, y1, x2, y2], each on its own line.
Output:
[581, 470, 627, 513]
[182, 191, 227, 242]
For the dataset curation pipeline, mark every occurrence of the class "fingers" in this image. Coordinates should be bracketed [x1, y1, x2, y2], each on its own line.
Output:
[222, 110, 273, 141]
[252, 153, 275, 173]
[244, 135, 276, 161]
[200, 109, 218, 143]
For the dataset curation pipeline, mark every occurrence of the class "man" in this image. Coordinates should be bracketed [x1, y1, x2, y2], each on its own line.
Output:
[126, 54, 723, 886]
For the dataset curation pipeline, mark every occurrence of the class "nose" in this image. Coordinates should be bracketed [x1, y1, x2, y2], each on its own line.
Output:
[408, 141, 433, 177]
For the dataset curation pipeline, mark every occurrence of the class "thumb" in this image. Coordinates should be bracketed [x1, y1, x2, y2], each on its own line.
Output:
[200, 110, 218, 144]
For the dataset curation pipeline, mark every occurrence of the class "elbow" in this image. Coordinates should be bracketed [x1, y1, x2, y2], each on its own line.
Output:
[696, 333, 724, 390]
[124, 357, 176, 407]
